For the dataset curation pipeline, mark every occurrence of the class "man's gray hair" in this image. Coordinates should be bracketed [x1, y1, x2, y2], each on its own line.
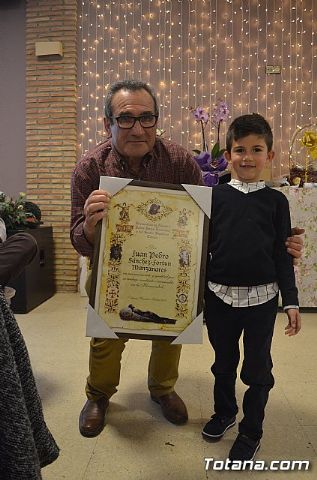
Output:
[104, 79, 159, 121]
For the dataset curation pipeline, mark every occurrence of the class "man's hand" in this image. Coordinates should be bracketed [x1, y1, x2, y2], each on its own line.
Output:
[285, 227, 305, 265]
[285, 308, 301, 336]
[83, 189, 111, 244]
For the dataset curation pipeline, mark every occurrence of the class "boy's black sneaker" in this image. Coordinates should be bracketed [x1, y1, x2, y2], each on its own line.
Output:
[202, 414, 236, 440]
[228, 433, 260, 461]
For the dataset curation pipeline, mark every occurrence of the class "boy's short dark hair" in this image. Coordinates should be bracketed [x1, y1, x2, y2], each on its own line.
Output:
[226, 113, 273, 152]
[104, 79, 159, 121]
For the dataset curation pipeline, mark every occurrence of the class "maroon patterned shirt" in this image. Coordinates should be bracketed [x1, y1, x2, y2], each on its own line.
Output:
[70, 137, 203, 258]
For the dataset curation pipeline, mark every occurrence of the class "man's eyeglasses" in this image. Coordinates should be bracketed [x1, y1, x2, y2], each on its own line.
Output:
[111, 114, 158, 129]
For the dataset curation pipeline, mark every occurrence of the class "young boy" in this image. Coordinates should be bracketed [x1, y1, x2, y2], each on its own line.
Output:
[202, 113, 301, 461]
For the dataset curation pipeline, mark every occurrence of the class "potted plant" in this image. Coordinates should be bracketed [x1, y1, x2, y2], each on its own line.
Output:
[190, 100, 230, 186]
[0, 192, 42, 234]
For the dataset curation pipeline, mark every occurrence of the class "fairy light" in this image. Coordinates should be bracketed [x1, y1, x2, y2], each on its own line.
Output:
[265, 0, 268, 119]
[208, 4, 213, 139]
[247, 0, 251, 112]
[168, 1, 172, 133]
[312, 0, 315, 122]
[256, 0, 259, 113]
[200, 3, 204, 103]
[289, 1, 293, 139]
[78, 3, 84, 152]
[94, 3, 99, 144]
[280, 0, 284, 158]
[214, 3, 218, 103]
[222, 1, 227, 105]
[187, 1, 190, 145]
[270, 0, 275, 149]
[239, 3, 244, 116]
[78, 0, 316, 178]
[163, 1, 167, 129]
[180, 0, 183, 138]
[230, 0, 234, 123]
[194, 1, 197, 110]
[295, 1, 298, 127]
[300, 0, 304, 123]
[147, 1, 151, 81]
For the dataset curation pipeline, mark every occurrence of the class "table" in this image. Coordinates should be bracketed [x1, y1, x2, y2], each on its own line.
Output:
[8, 226, 56, 313]
[276, 187, 317, 308]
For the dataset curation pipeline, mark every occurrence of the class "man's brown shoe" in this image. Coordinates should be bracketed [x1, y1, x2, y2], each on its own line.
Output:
[79, 397, 109, 437]
[151, 391, 188, 425]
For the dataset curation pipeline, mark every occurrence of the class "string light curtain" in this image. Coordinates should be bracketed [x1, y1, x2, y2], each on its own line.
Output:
[78, 0, 316, 178]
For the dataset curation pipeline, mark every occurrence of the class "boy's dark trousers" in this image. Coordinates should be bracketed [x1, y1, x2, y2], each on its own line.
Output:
[205, 290, 278, 440]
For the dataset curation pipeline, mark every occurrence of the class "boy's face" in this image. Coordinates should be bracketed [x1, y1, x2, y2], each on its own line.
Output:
[225, 134, 274, 183]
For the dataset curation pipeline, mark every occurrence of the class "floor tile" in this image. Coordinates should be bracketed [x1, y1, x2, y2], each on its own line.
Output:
[14, 294, 316, 480]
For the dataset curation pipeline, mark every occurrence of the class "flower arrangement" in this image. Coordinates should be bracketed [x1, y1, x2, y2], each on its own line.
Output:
[0, 192, 41, 231]
[190, 100, 230, 186]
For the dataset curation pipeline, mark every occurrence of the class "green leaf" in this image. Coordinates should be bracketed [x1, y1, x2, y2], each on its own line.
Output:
[218, 148, 226, 157]
[192, 149, 201, 155]
[211, 142, 220, 158]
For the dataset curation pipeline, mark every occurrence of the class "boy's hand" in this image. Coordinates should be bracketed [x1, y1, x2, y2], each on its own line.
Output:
[285, 308, 301, 336]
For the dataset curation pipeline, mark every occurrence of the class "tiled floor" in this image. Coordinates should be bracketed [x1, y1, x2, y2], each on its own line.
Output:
[16, 293, 317, 479]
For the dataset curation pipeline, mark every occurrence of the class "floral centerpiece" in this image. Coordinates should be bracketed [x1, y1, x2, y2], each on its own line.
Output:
[190, 100, 230, 186]
[0, 192, 41, 231]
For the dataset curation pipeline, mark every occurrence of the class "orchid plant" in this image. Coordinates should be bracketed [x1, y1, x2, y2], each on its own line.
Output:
[190, 100, 230, 186]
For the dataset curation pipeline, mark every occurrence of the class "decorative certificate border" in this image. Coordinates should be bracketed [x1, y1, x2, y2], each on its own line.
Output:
[87, 178, 211, 343]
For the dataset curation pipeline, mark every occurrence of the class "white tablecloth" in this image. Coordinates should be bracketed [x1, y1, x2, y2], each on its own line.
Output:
[276, 187, 317, 308]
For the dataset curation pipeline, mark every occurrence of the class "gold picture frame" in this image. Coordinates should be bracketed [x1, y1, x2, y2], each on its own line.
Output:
[87, 177, 211, 343]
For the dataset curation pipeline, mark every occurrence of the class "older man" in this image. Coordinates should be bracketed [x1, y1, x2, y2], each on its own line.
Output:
[70, 79, 303, 438]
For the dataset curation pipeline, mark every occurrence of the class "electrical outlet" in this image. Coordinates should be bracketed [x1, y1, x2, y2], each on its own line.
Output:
[266, 65, 281, 74]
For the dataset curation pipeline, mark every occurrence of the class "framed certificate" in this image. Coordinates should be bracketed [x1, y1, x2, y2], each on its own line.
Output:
[87, 177, 211, 343]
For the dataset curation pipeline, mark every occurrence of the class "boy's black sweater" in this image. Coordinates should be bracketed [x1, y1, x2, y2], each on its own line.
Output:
[207, 184, 299, 307]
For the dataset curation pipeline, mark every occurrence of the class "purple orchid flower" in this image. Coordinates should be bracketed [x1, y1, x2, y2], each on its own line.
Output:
[192, 106, 209, 124]
[211, 100, 230, 146]
[191, 100, 230, 187]
[211, 100, 230, 126]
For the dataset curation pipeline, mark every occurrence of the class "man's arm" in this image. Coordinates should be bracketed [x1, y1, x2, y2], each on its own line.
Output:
[286, 227, 305, 263]
[70, 161, 108, 258]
